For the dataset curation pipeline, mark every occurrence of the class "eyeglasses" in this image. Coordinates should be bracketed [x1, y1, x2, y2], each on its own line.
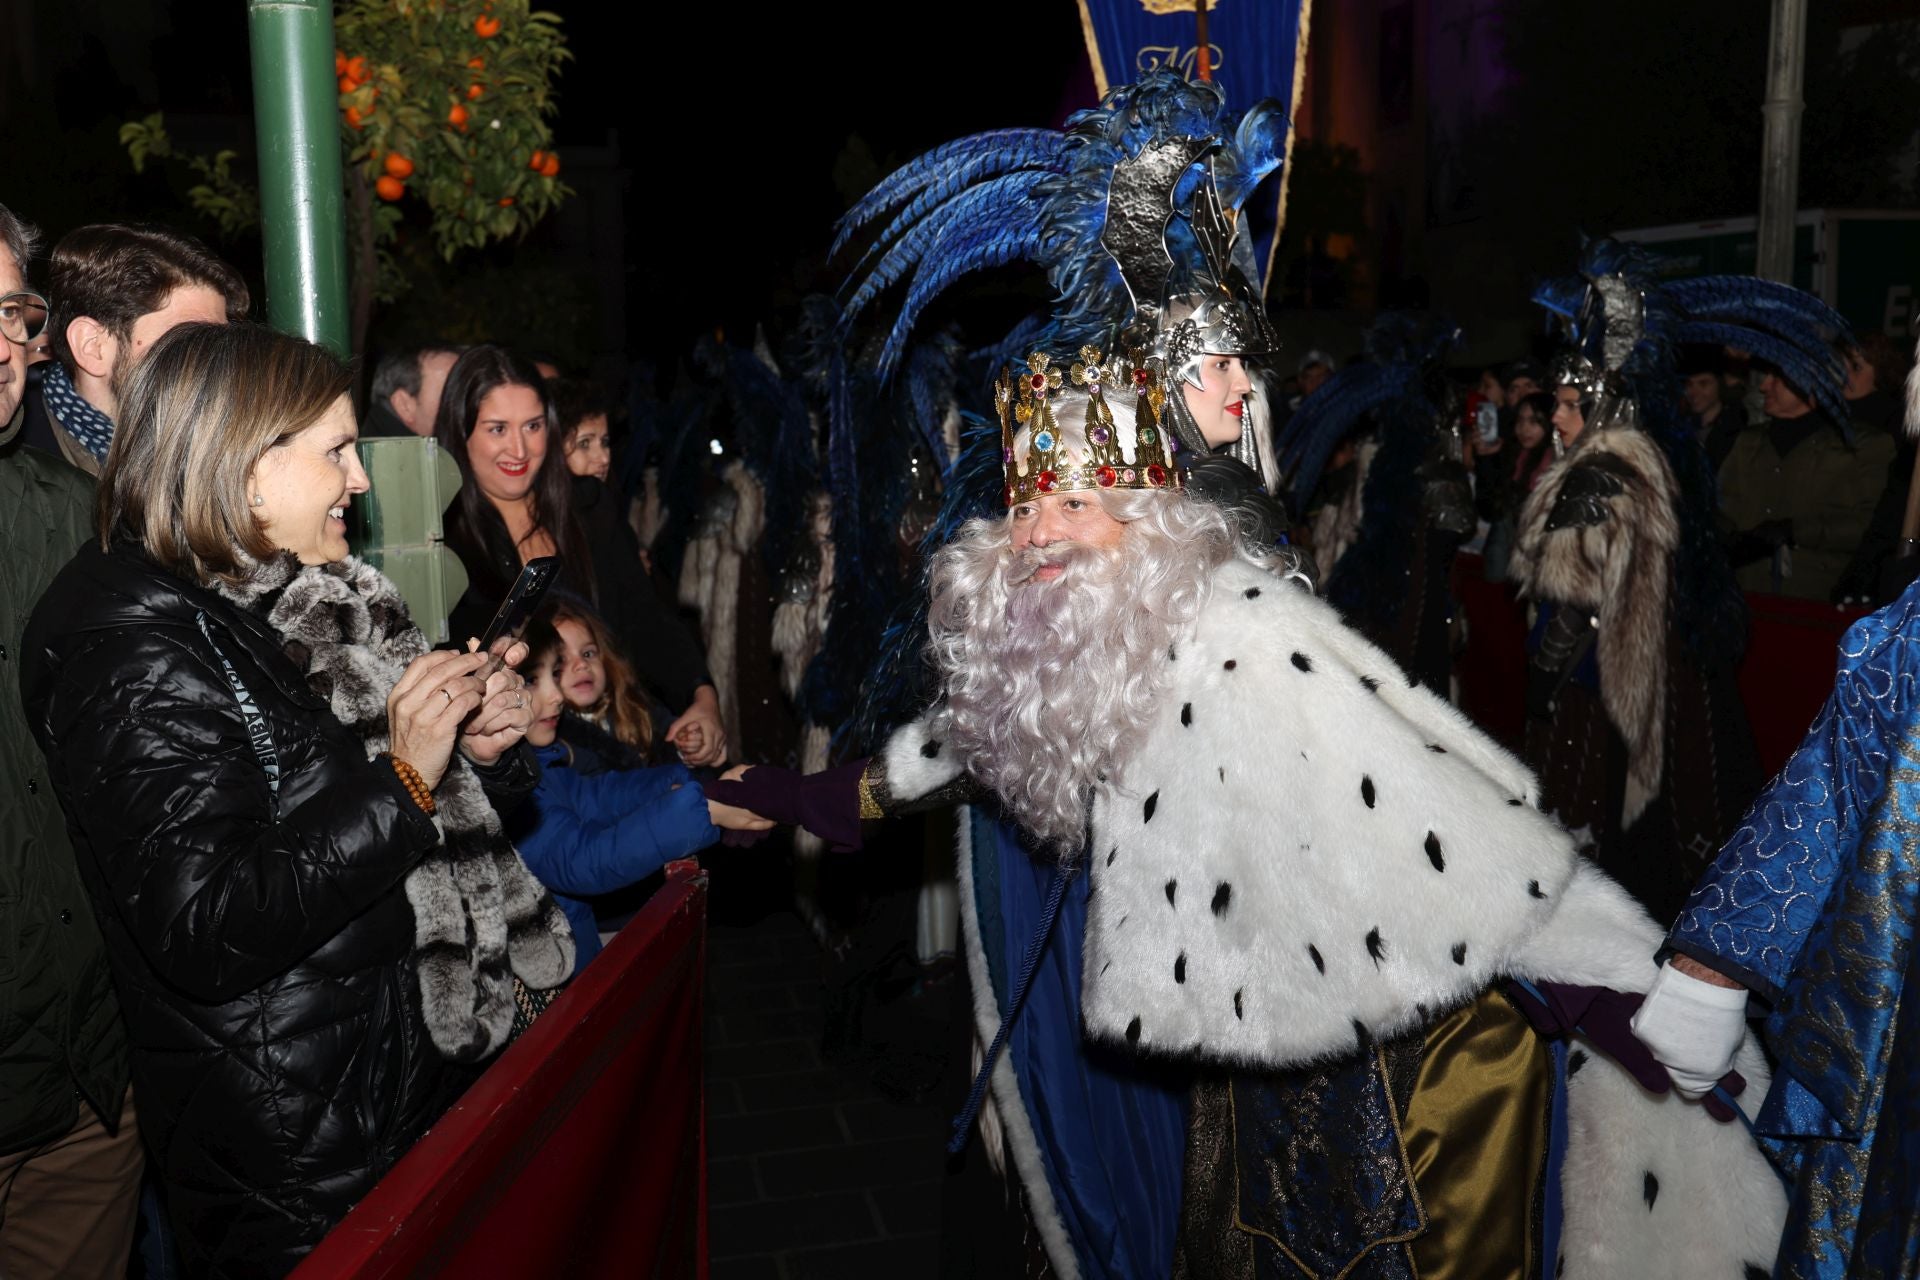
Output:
[0, 291, 49, 346]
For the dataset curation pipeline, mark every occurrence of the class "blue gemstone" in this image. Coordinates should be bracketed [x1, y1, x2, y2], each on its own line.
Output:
[1034, 431, 1055, 452]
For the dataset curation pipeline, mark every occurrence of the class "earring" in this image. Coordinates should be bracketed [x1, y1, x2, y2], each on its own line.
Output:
[250, 494, 265, 507]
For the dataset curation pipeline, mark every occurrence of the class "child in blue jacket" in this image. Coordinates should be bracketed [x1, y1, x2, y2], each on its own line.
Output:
[511, 619, 770, 973]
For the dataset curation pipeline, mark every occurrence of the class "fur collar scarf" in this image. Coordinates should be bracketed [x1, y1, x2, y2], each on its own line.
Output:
[219, 553, 574, 1060]
[1510, 427, 1679, 824]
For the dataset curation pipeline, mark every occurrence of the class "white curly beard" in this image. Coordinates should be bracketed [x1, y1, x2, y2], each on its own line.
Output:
[926, 492, 1235, 852]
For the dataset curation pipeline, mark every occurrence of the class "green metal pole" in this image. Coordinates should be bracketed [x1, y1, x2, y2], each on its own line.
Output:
[246, 0, 350, 355]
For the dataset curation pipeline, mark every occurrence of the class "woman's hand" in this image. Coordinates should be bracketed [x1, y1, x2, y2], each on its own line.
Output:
[388, 649, 492, 790]
[458, 637, 533, 767]
[666, 685, 728, 768]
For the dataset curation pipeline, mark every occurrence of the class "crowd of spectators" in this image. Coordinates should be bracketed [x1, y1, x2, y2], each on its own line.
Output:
[1290, 330, 1915, 606]
[0, 206, 759, 1276]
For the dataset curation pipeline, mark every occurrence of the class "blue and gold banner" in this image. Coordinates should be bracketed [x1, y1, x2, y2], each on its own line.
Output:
[1075, 0, 1312, 292]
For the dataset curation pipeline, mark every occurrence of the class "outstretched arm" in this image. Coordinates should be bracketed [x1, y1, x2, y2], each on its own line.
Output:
[702, 705, 984, 850]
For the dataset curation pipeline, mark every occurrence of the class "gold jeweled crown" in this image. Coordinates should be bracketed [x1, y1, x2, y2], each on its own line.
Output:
[995, 347, 1177, 508]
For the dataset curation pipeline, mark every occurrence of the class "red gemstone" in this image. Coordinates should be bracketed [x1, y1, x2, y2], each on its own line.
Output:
[1146, 464, 1167, 486]
[1134, 368, 1150, 386]
[1036, 470, 1058, 493]
[1030, 374, 1047, 390]
[1096, 466, 1118, 488]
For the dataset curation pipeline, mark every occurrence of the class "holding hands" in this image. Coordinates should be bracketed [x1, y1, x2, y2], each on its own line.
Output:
[706, 764, 776, 834]
[666, 685, 728, 768]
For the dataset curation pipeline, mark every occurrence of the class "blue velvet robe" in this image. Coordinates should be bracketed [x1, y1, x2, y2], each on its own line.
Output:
[1667, 578, 1920, 1279]
[970, 809, 1190, 1278]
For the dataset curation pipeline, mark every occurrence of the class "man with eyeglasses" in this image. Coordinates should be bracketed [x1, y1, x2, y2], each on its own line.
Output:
[0, 203, 143, 1279]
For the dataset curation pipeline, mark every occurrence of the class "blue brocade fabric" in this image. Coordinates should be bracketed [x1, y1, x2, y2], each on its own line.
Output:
[972, 810, 1190, 1279]
[1229, 1060, 1423, 1279]
[1669, 577, 1920, 1279]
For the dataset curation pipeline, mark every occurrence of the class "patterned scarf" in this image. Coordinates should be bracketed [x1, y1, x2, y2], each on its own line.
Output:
[218, 552, 575, 1060]
[39, 361, 116, 463]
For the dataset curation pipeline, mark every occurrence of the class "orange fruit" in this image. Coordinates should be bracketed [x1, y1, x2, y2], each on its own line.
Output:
[338, 75, 354, 95]
[475, 15, 502, 37]
[344, 106, 366, 129]
[376, 175, 406, 201]
[540, 153, 560, 178]
[529, 149, 546, 170]
[448, 103, 469, 129]
[345, 55, 368, 83]
[467, 56, 485, 70]
[498, 196, 515, 206]
[335, 51, 348, 76]
[466, 83, 483, 100]
[383, 152, 414, 179]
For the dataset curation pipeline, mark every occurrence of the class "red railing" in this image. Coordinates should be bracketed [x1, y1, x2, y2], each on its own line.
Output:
[293, 861, 709, 1279]
[1452, 554, 1867, 778]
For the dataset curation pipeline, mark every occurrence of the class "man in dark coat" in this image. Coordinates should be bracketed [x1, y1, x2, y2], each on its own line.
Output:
[0, 204, 142, 1278]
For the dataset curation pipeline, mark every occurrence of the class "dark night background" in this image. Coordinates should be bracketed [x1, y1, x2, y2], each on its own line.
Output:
[0, 0, 1087, 371]
[3, 1, 1918, 371]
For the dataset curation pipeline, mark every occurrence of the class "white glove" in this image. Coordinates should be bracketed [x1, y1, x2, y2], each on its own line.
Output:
[1630, 960, 1751, 1098]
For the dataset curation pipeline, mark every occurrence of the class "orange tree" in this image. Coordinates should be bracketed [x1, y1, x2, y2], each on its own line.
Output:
[123, 0, 568, 356]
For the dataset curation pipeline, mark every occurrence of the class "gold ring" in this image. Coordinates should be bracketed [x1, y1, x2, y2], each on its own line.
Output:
[441, 688, 453, 704]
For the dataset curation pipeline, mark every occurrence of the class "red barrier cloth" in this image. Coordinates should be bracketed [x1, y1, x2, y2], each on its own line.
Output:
[1449, 554, 1868, 781]
[1736, 592, 1870, 778]
[1451, 557, 1531, 752]
[292, 861, 709, 1280]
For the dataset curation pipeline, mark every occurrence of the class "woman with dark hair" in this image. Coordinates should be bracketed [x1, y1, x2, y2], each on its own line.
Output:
[434, 344, 728, 766]
[1474, 390, 1558, 581]
[21, 322, 572, 1274]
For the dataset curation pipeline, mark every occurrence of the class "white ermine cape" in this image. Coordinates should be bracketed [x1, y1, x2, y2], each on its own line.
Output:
[881, 556, 1785, 1279]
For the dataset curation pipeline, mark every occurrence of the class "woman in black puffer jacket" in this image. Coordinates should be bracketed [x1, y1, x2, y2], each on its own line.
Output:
[21, 324, 570, 1276]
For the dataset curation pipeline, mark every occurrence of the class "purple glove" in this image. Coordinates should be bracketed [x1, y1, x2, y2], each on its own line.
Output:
[702, 760, 870, 852]
[1505, 979, 1748, 1124]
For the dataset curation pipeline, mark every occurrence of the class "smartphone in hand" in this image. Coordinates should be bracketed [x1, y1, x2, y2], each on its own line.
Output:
[474, 557, 561, 672]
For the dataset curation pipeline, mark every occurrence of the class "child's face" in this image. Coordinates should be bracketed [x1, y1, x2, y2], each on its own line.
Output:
[522, 650, 568, 748]
[555, 617, 607, 709]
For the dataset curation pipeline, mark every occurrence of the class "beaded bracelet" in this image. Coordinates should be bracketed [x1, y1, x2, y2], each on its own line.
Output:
[386, 755, 437, 816]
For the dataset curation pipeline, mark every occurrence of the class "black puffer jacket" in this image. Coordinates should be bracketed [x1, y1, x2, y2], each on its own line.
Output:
[21, 542, 528, 1277]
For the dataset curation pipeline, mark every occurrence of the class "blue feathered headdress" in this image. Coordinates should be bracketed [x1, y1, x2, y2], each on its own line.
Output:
[1275, 312, 1462, 517]
[834, 69, 1294, 376]
[1534, 237, 1851, 428]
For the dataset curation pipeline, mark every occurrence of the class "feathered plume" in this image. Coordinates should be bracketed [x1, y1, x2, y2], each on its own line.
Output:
[1276, 312, 1460, 516]
[835, 69, 1293, 376]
